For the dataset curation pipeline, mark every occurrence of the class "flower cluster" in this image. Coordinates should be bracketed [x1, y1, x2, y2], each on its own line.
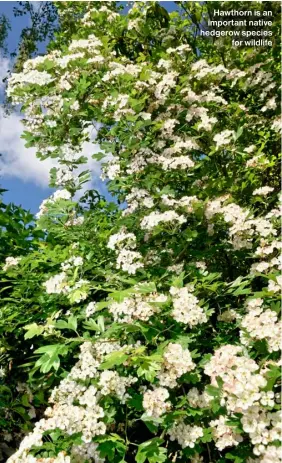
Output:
[42, 253, 89, 303]
[122, 188, 154, 216]
[109, 292, 167, 323]
[85, 301, 97, 318]
[43, 272, 68, 295]
[240, 299, 281, 352]
[43, 272, 89, 303]
[253, 186, 274, 196]
[205, 198, 277, 250]
[241, 407, 281, 456]
[213, 129, 234, 148]
[204, 345, 267, 413]
[7, 342, 110, 462]
[108, 228, 143, 274]
[98, 370, 137, 403]
[140, 210, 186, 231]
[187, 387, 211, 408]
[3, 256, 21, 271]
[71, 443, 104, 463]
[142, 387, 171, 418]
[36, 189, 72, 219]
[161, 194, 199, 213]
[158, 343, 195, 388]
[210, 415, 243, 451]
[168, 420, 203, 449]
[169, 286, 207, 327]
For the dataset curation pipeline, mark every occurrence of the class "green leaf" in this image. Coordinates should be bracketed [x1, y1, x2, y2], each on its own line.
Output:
[175, 335, 193, 348]
[24, 323, 44, 339]
[263, 364, 281, 391]
[97, 315, 105, 332]
[55, 320, 70, 330]
[205, 385, 220, 397]
[67, 315, 78, 331]
[134, 282, 157, 294]
[34, 344, 68, 373]
[100, 351, 128, 370]
[35, 353, 60, 373]
[83, 319, 100, 331]
[135, 438, 167, 463]
[127, 393, 144, 411]
[141, 414, 163, 433]
[234, 126, 244, 141]
[171, 273, 184, 288]
[201, 427, 213, 443]
[226, 452, 244, 463]
[92, 152, 106, 161]
[34, 344, 68, 355]
[133, 354, 162, 382]
[96, 434, 126, 461]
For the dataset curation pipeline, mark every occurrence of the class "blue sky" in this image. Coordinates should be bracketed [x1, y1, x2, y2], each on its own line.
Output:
[0, 1, 55, 212]
[0, 1, 176, 213]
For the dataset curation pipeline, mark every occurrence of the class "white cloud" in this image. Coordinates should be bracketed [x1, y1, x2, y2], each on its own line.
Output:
[31, 1, 44, 12]
[0, 107, 104, 193]
[77, 135, 105, 194]
[0, 108, 58, 186]
[0, 57, 55, 187]
[0, 57, 9, 80]
[0, 56, 11, 96]
[0, 55, 107, 199]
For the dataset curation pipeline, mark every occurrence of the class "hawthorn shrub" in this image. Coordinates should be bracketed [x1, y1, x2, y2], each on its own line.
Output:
[1, 2, 281, 463]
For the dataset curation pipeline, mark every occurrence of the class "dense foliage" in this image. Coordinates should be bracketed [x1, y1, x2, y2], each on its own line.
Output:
[1, 2, 281, 463]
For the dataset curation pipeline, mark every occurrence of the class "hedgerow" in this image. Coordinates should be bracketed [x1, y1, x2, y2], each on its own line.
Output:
[1, 2, 281, 463]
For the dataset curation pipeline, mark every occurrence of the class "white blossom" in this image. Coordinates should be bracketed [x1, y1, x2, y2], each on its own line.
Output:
[142, 387, 171, 418]
[43, 272, 68, 295]
[116, 249, 144, 274]
[253, 187, 274, 196]
[108, 229, 136, 250]
[98, 370, 137, 403]
[140, 210, 186, 230]
[85, 302, 97, 318]
[268, 275, 282, 293]
[187, 387, 211, 408]
[204, 345, 267, 412]
[170, 286, 207, 327]
[168, 420, 203, 448]
[210, 415, 243, 450]
[3, 256, 21, 271]
[261, 97, 277, 112]
[213, 130, 234, 149]
[158, 343, 195, 388]
[36, 190, 72, 218]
